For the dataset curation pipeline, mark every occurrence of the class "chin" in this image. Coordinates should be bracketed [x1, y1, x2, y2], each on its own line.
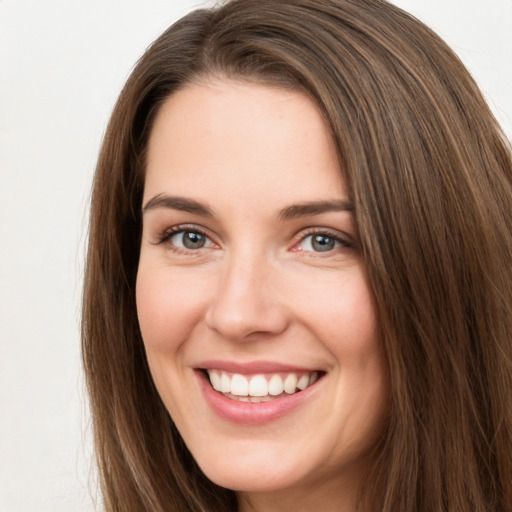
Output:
[185, 428, 373, 497]
[198, 456, 305, 493]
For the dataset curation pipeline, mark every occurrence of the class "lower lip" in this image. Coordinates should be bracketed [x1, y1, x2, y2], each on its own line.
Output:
[197, 371, 322, 425]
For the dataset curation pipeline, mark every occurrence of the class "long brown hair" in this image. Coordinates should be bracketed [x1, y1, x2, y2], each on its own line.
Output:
[82, 0, 512, 510]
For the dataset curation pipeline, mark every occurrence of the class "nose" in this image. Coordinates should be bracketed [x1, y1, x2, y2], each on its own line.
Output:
[204, 251, 289, 341]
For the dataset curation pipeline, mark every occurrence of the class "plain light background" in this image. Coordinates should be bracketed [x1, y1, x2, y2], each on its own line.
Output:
[0, 1, 510, 511]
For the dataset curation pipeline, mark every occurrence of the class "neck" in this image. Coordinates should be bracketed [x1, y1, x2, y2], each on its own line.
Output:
[237, 473, 368, 512]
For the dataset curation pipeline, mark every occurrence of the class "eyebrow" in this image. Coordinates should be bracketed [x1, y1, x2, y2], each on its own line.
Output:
[143, 194, 214, 217]
[142, 194, 354, 219]
[278, 199, 355, 220]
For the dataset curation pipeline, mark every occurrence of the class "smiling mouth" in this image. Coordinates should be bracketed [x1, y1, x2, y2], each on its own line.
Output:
[205, 369, 322, 403]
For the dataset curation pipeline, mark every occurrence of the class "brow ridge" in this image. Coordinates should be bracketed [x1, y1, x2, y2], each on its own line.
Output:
[278, 199, 355, 220]
[143, 194, 214, 217]
[143, 194, 354, 220]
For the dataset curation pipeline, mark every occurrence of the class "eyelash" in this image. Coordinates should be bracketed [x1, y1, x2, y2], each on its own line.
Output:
[154, 225, 354, 255]
[294, 228, 354, 254]
[154, 224, 212, 254]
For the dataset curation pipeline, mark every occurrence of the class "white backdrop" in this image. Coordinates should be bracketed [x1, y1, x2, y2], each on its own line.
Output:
[0, 1, 510, 511]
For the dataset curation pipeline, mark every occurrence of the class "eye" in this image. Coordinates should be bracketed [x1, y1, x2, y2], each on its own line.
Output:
[170, 229, 214, 250]
[153, 225, 216, 252]
[297, 232, 350, 253]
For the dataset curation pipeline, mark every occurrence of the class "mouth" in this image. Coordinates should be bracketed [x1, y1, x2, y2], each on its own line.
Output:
[196, 363, 326, 424]
[202, 368, 323, 403]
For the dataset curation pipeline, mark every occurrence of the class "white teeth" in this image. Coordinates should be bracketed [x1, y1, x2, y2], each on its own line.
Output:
[220, 372, 231, 393]
[297, 374, 310, 390]
[231, 374, 249, 396]
[209, 370, 221, 391]
[283, 373, 298, 394]
[249, 375, 268, 397]
[206, 369, 320, 399]
[268, 374, 284, 396]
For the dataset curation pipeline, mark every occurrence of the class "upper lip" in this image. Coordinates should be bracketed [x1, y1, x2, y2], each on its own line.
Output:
[195, 359, 322, 374]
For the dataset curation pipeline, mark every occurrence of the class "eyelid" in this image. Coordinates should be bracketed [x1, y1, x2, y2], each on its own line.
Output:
[151, 223, 355, 254]
[153, 223, 217, 248]
[290, 227, 354, 253]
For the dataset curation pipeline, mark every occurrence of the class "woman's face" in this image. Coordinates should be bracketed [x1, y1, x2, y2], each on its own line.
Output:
[136, 79, 389, 505]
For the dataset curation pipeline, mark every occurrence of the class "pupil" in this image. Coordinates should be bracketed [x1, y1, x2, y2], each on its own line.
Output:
[183, 231, 205, 249]
[312, 234, 334, 252]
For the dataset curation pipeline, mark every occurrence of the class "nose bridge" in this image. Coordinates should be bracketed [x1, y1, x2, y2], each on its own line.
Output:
[205, 245, 287, 340]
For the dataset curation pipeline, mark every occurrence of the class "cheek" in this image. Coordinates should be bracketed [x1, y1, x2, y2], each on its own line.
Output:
[292, 268, 379, 360]
[337, 288, 380, 360]
[135, 265, 208, 352]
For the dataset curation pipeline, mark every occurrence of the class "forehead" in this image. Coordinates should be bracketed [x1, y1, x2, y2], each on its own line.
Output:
[144, 79, 346, 210]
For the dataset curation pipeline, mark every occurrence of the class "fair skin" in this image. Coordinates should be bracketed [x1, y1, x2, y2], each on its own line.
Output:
[136, 78, 389, 512]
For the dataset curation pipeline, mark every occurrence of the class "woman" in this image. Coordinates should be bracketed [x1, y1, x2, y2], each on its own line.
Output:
[82, 0, 512, 510]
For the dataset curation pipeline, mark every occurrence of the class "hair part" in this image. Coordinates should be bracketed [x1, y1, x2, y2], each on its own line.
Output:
[82, 1, 512, 510]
